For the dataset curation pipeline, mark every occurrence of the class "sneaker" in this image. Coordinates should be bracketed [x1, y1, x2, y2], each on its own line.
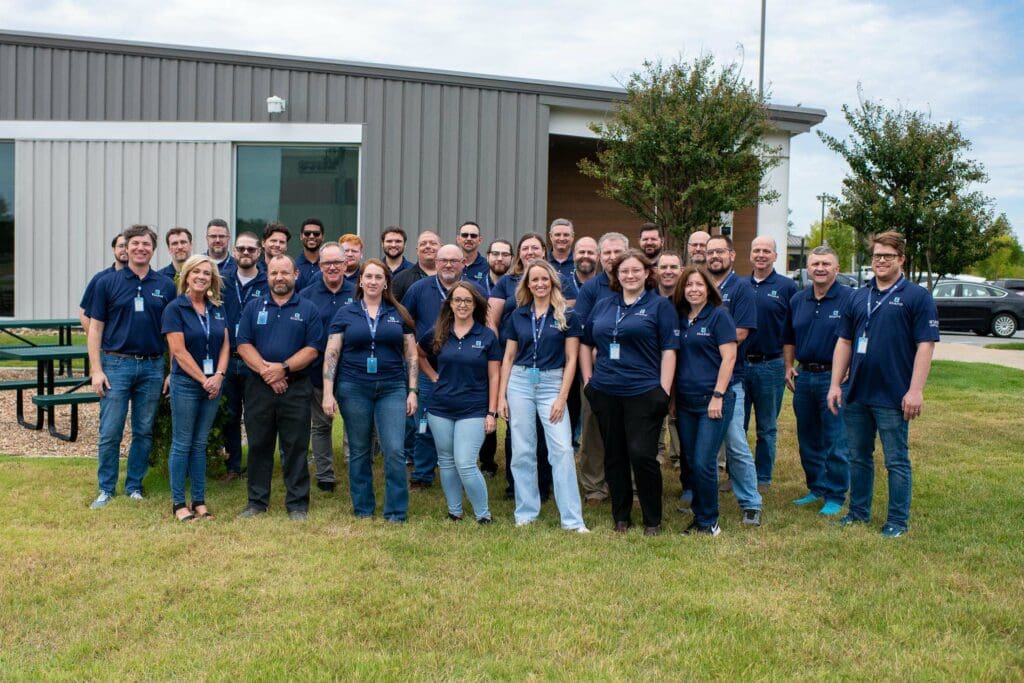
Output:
[837, 514, 866, 527]
[476, 517, 492, 525]
[288, 510, 309, 521]
[819, 501, 843, 516]
[89, 492, 113, 509]
[880, 524, 906, 538]
[683, 520, 721, 536]
[127, 491, 145, 501]
[571, 526, 591, 534]
[742, 509, 761, 526]
[448, 513, 463, 522]
[236, 505, 266, 519]
[793, 492, 822, 506]
[316, 481, 336, 492]
[515, 519, 536, 527]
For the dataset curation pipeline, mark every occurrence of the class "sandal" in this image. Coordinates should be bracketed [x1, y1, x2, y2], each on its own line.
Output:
[173, 502, 195, 523]
[191, 501, 213, 519]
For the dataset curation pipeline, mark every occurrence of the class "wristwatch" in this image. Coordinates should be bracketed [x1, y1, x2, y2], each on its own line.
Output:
[282, 361, 290, 374]
[712, 390, 725, 399]
[487, 411, 498, 418]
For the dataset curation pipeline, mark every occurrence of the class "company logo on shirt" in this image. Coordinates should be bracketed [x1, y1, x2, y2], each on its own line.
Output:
[674, 329, 681, 336]
[252, 289, 262, 298]
[830, 309, 841, 319]
[151, 289, 163, 297]
[636, 308, 648, 317]
[722, 293, 732, 303]
[473, 340, 484, 349]
[214, 311, 224, 320]
[768, 289, 779, 299]
[290, 312, 303, 321]
[387, 315, 399, 324]
[929, 319, 939, 328]
[696, 326, 711, 337]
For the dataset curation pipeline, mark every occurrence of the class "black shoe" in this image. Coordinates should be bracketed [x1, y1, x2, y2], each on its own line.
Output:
[683, 520, 721, 536]
[643, 525, 662, 537]
[742, 509, 762, 527]
[614, 521, 631, 533]
[316, 481, 336, 492]
[477, 517, 493, 525]
[448, 512, 463, 522]
[236, 505, 266, 519]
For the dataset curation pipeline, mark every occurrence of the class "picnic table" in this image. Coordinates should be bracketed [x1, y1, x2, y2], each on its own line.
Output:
[0, 345, 94, 441]
[0, 318, 80, 347]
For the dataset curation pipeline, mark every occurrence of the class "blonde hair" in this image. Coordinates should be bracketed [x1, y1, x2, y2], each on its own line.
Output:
[514, 260, 568, 331]
[177, 254, 224, 306]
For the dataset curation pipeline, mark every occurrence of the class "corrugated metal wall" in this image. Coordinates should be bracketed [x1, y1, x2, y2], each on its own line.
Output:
[14, 140, 232, 317]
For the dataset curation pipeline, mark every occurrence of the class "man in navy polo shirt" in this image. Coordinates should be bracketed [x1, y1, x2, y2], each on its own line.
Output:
[159, 227, 193, 281]
[295, 218, 325, 287]
[547, 218, 576, 294]
[638, 223, 664, 261]
[340, 234, 364, 286]
[568, 236, 599, 306]
[382, 225, 413, 276]
[829, 231, 938, 538]
[706, 235, 763, 526]
[86, 224, 176, 508]
[392, 230, 440, 302]
[205, 219, 235, 277]
[575, 231, 628, 505]
[457, 221, 489, 287]
[299, 242, 356, 493]
[687, 230, 710, 266]
[236, 255, 323, 520]
[260, 222, 291, 273]
[402, 244, 484, 489]
[744, 235, 799, 488]
[784, 246, 853, 516]
[219, 232, 268, 481]
[80, 233, 127, 333]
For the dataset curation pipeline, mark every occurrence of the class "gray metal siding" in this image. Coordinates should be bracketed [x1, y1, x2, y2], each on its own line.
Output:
[14, 140, 232, 317]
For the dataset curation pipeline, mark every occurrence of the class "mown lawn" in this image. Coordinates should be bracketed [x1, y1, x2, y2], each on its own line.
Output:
[0, 360, 1021, 679]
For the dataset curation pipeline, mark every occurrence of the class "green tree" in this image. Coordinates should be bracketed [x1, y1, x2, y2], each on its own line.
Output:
[969, 215, 1024, 279]
[819, 97, 997, 287]
[806, 217, 859, 272]
[579, 55, 781, 246]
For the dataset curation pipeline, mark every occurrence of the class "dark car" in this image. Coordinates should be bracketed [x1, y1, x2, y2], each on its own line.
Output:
[991, 279, 1024, 296]
[931, 281, 1024, 337]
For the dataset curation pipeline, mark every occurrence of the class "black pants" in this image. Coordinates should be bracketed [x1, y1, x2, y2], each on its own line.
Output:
[585, 384, 668, 527]
[244, 374, 312, 512]
[568, 374, 582, 446]
[479, 430, 499, 475]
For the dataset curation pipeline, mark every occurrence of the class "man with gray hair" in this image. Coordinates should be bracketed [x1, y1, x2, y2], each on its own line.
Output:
[575, 231, 629, 505]
[547, 218, 576, 297]
[783, 245, 852, 515]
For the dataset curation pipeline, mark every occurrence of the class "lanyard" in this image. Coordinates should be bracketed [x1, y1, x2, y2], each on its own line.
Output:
[362, 300, 380, 356]
[531, 307, 548, 367]
[193, 303, 212, 357]
[434, 277, 449, 302]
[866, 276, 904, 330]
[613, 290, 647, 341]
[719, 271, 735, 294]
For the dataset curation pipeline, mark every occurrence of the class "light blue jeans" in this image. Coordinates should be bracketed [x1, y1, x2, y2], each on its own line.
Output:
[844, 401, 911, 530]
[426, 413, 490, 521]
[722, 382, 763, 510]
[506, 366, 585, 528]
[168, 373, 221, 505]
[96, 354, 164, 496]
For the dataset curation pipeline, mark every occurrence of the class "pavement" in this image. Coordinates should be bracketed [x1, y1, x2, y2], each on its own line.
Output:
[933, 340, 1024, 370]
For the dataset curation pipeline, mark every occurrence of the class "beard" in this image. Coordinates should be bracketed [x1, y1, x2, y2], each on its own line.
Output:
[575, 257, 597, 276]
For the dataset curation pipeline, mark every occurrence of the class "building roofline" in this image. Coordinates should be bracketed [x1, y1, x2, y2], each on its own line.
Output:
[0, 29, 826, 128]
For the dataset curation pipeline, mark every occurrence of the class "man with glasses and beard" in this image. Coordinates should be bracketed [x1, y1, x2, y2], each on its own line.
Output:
[457, 221, 489, 288]
[687, 231, 711, 266]
[205, 219, 235, 277]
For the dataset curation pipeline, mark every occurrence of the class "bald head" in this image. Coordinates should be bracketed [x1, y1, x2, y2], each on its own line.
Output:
[687, 230, 711, 265]
[750, 235, 778, 277]
[436, 244, 466, 287]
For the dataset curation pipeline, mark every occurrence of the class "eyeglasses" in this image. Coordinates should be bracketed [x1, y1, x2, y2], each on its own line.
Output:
[488, 251, 512, 258]
[235, 246, 259, 254]
[451, 297, 475, 306]
[459, 232, 480, 239]
[437, 258, 462, 266]
[320, 260, 345, 269]
[871, 253, 900, 262]
[706, 248, 729, 256]
[302, 231, 323, 237]
[687, 243, 707, 249]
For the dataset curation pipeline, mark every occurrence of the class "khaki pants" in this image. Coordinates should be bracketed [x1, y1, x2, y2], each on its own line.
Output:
[577, 387, 608, 501]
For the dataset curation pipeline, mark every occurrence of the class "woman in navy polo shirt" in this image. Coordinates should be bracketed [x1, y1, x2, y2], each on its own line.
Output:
[161, 255, 230, 521]
[673, 266, 738, 536]
[422, 282, 501, 523]
[580, 249, 678, 536]
[497, 260, 587, 532]
[322, 259, 418, 522]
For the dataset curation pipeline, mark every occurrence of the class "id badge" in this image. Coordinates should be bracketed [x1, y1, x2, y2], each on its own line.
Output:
[418, 418, 428, 434]
[235, 323, 240, 338]
[527, 367, 541, 384]
[203, 358, 214, 376]
[366, 356, 378, 374]
[134, 296, 145, 312]
[856, 336, 868, 354]
[609, 343, 621, 360]
[257, 310, 268, 325]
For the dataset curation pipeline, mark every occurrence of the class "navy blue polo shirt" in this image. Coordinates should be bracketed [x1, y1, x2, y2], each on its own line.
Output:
[88, 267, 176, 356]
[747, 269, 799, 356]
[463, 253, 490, 287]
[330, 301, 412, 384]
[79, 264, 116, 311]
[161, 294, 229, 377]
[236, 293, 324, 379]
[583, 288, 680, 397]
[403, 275, 486, 339]
[506, 305, 582, 370]
[222, 270, 269, 350]
[158, 263, 180, 282]
[574, 271, 614, 322]
[489, 274, 523, 344]
[838, 276, 940, 411]
[299, 277, 357, 388]
[295, 253, 321, 286]
[548, 252, 576, 297]
[677, 304, 737, 394]
[207, 253, 236, 280]
[784, 281, 854, 364]
[390, 257, 414, 276]
[717, 271, 758, 383]
[421, 322, 502, 420]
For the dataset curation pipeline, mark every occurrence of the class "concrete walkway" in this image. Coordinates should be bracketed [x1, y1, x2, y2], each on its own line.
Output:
[933, 341, 1024, 370]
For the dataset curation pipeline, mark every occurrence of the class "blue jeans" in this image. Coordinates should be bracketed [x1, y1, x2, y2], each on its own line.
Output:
[677, 390, 736, 527]
[427, 414, 490, 521]
[506, 366, 585, 529]
[222, 356, 248, 474]
[337, 378, 409, 521]
[844, 401, 911, 530]
[792, 372, 849, 504]
[96, 355, 163, 495]
[743, 357, 786, 484]
[722, 382, 763, 510]
[411, 370, 438, 484]
[168, 373, 221, 505]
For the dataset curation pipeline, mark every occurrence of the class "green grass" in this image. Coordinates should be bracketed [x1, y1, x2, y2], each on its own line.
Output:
[984, 342, 1024, 350]
[0, 360, 1022, 678]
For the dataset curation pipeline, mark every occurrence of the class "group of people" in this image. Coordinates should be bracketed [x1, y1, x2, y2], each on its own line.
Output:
[79, 216, 938, 538]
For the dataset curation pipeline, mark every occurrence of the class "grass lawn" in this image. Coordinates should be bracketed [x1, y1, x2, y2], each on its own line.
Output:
[984, 341, 1024, 351]
[0, 360, 1021, 678]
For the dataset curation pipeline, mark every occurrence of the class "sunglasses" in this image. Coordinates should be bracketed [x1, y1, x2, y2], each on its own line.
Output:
[236, 246, 259, 254]
[302, 231, 323, 237]
[460, 232, 480, 239]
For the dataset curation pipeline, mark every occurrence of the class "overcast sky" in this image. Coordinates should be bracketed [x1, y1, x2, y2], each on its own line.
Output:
[5, 0, 1022, 240]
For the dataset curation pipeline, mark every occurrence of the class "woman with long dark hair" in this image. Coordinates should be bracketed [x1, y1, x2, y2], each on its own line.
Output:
[322, 258, 419, 522]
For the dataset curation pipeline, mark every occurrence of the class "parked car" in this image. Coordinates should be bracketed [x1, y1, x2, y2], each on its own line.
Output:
[931, 281, 1024, 337]
[991, 279, 1024, 296]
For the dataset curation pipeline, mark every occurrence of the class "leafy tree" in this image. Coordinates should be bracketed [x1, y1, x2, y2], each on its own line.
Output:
[819, 97, 996, 287]
[580, 55, 781, 246]
[969, 215, 1024, 279]
[807, 217, 859, 272]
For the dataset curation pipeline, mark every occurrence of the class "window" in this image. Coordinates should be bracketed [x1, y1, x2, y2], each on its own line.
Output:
[932, 283, 956, 298]
[235, 145, 359, 251]
[0, 142, 13, 316]
[962, 284, 991, 298]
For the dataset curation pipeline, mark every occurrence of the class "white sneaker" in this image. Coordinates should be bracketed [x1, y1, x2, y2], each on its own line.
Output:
[90, 492, 113, 509]
[515, 519, 536, 527]
[128, 491, 145, 501]
[573, 526, 591, 534]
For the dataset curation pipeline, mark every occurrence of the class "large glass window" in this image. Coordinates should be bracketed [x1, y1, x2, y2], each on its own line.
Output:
[235, 145, 359, 253]
[0, 143, 13, 316]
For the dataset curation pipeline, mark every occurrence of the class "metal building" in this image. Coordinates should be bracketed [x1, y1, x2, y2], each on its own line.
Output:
[0, 30, 825, 318]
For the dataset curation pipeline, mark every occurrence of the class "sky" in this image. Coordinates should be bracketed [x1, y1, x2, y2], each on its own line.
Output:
[4, 0, 1022, 240]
